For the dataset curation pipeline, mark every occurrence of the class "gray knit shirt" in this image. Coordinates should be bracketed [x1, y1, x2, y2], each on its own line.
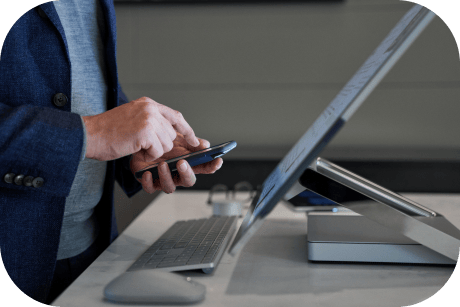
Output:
[54, 0, 108, 260]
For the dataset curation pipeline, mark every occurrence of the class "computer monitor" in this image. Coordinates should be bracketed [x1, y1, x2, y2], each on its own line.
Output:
[228, 4, 435, 255]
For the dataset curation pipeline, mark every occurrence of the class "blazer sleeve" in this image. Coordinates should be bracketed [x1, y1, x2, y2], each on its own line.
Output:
[0, 102, 84, 197]
[114, 85, 143, 198]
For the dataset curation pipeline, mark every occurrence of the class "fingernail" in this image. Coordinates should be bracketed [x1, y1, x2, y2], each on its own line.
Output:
[180, 162, 188, 171]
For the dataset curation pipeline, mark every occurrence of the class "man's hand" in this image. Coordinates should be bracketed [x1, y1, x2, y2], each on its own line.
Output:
[130, 134, 223, 194]
[82, 97, 200, 161]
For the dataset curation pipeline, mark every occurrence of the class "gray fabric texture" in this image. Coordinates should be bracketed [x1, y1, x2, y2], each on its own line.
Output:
[54, 0, 109, 260]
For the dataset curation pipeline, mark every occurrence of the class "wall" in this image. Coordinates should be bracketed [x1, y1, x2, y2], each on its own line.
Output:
[114, 0, 460, 161]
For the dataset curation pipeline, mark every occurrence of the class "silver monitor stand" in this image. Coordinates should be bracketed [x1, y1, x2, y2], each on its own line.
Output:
[285, 158, 460, 265]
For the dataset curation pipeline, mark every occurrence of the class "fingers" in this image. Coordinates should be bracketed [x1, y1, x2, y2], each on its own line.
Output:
[140, 161, 196, 194]
[160, 117, 177, 141]
[156, 123, 174, 153]
[200, 138, 210, 148]
[158, 162, 176, 194]
[141, 171, 158, 194]
[189, 137, 210, 151]
[144, 134, 164, 162]
[157, 104, 200, 147]
[175, 160, 196, 188]
[181, 136, 210, 152]
[137, 159, 220, 194]
[141, 125, 174, 162]
[145, 115, 174, 159]
[192, 158, 223, 174]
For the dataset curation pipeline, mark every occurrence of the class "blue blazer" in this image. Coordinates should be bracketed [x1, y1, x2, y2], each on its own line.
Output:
[0, 1, 142, 303]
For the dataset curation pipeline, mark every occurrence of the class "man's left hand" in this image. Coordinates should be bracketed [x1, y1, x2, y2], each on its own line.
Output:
[130, 133, 223, 194]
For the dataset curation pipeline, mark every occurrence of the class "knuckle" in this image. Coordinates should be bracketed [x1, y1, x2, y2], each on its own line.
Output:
[156, 146, 164, 157]
[142, 96, 155, 104]
[135, 97, 151, 109]
[137, 111, 154, 130]
[175, 111, 184, 120]
[166, 141, 174, 152]
[134, 139, 143, 152]
[146, 103, 159, 115]
[162, 145, 170, 154]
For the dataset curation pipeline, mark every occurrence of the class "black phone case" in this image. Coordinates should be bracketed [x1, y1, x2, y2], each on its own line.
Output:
[134, 141, 236, 180]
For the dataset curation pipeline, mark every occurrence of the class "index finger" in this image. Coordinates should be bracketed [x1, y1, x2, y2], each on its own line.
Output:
[157, 104, 200, 147]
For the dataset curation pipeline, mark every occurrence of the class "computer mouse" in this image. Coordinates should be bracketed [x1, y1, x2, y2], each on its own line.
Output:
[103, 270, 206, 304]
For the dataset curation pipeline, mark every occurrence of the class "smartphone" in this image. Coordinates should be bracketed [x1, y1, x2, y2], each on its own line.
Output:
[134, 141, 237, 180]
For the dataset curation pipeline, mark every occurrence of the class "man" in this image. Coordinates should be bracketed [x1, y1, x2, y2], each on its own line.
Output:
[0, 0, 222, 304]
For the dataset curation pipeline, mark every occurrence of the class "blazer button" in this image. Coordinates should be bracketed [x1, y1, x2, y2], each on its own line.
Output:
[24, 176, 34, 187]
[14, 174, 25, 186]
[4, 173, 15, 184]
[53, 93, 68, 107]
[32, 177, 44, 188]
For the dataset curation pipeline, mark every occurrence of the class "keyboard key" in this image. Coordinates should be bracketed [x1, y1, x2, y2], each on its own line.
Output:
[167, 248, 185, 255]
[176, 255, 191, 260]
[160, 243, 176, 250]
[202, 257, 214, 263]
[174, 243, 188, 248]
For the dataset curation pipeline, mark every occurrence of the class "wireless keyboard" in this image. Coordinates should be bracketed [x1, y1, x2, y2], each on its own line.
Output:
[127, 215, 237, 274]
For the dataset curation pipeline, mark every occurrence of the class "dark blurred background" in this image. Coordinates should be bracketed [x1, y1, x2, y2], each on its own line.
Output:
[112, 0, 460, 233]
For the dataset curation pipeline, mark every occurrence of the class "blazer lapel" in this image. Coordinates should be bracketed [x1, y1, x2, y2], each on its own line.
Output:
[40, 0, 120, 109]
[39, 2, 71, 64]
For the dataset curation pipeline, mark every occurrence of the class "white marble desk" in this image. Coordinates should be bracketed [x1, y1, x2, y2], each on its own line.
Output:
[53, 192, 459, 307]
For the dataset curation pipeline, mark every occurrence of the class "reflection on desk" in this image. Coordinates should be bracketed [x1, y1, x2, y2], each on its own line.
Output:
[54, 191, 458, 307]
